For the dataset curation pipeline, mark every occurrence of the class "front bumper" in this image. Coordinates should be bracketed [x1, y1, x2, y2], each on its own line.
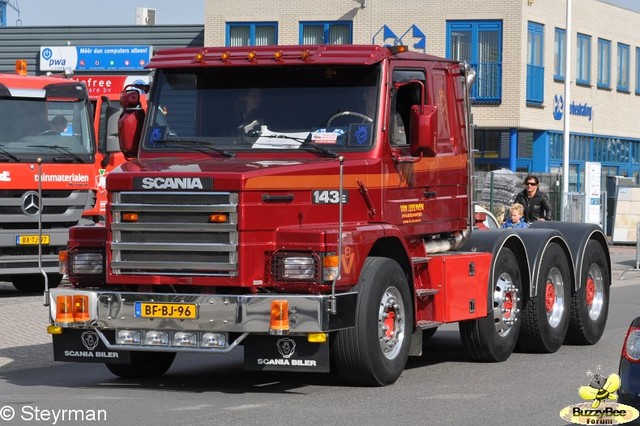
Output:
[49, 287, 357, 334]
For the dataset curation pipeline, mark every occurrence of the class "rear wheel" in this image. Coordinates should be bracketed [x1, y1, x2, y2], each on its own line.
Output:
[460, 247, 522, 362]
[12, 273, 62, 293]
[565, 241, 610, 345]
[518, 243, 571, 353]
[332, 257, 412, 386]
[105, 352, 176, 378]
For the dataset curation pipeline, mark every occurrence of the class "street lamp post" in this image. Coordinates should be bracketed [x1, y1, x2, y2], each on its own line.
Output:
[561, 0, 572, 221]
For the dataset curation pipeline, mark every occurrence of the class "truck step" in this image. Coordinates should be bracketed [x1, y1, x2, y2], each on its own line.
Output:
[417, 320, 441, 330]
[415, 288, 439, 297]
[412, 256, 429, 265]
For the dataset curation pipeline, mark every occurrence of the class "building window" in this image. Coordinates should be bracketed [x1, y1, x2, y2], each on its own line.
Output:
[299, 21, 352, 45]
[226, 22, 277, 46]
[554, 28, 566, 81]
[617, 43, 630, 92]
[576, 33, 591, 86]
[527, 22, 544, 104]
[446, 20, 502, 104]
[597, 38, 611, 89]
[636, 47, 640, 95]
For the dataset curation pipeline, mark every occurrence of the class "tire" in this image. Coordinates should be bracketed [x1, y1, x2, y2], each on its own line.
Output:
[459, 247, 522, 362]
[105, 352, 176, 378]
[517, 242, 571, 353]
[332, 257, 413, 386]
[565, 241, 610, 345]
[12, 273, 62, 293]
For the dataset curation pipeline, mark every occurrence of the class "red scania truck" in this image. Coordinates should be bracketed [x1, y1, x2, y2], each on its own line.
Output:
[0, 63, 98, 292]
[47, 45, 610, 386]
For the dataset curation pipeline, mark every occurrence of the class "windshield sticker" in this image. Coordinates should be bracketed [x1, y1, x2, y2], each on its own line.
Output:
[311, 132, 339, 144]
[149, 126, 166, 145]
[349, 123, 372, 147]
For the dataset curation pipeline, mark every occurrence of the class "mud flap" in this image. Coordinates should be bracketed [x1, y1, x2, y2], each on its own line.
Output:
[52, 329, 131, 364]
[244, 335, 330, 373]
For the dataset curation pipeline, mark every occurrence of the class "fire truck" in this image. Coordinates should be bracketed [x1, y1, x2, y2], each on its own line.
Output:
[71, 75, 148, 218]
[47, 45, 610, 386]
[0, 62, 98, 292]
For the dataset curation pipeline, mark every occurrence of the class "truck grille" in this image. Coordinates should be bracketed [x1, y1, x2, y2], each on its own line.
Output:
[0, 190, 88, 228]
[110, 191, 238, 276]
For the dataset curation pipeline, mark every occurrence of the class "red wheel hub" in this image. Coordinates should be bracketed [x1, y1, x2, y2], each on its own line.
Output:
[585, 276, 595, 306]
[503, 293, 513, 319]
[545, 281, 556, 313]
[384, 310, 396, 338]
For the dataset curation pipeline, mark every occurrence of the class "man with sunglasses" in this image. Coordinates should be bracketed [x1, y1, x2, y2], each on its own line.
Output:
[514, 174, 553, 223]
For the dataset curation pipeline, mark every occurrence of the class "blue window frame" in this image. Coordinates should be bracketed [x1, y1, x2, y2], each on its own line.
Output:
[576, 33, 591, 86]
[554, 28, 566, 81]
[617, 43, 630, 92]
[446, 20, 502, 104]
[527, 22, 544, 104]
[299, 21, 352, 45]
[636, 47, 640, 95]
[597, 38, 611, 89]
[226, 22, 277, 47]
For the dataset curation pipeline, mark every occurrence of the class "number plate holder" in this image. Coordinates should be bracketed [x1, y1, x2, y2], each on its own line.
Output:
[134, 302, 198, 319]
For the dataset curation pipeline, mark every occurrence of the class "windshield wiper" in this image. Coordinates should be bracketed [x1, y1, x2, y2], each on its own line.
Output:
[0, 145, 21, 162]
[298, 140, 339, 158]
[27, 145, 84, 163]
[153, 139, 235, 158]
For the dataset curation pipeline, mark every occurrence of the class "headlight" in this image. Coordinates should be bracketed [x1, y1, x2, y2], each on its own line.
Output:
[272, 252, 319, 281]
[71, 252, 104, 274]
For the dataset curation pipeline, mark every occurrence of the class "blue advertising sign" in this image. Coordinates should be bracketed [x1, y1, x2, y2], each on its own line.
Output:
[39, 45, 153, 72]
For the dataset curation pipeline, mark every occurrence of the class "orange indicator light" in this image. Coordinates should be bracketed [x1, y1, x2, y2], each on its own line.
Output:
[270, 300, 289, 332]
[247, 51, 257, 61]
[273, 50, 283, 61]
[122, 212, 139, 222]
[56, 295, 74, 323]
[209, 214, 228, 223]
[220, 51, 231, 62]
[15, 60, 27, 76]
[73, 295, 90, 322]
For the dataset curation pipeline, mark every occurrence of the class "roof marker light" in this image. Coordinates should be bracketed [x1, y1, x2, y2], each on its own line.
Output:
[195, 51, 206, 62]
[220, 51, 231, 62]
[273, 50, 283, 61]
[300, 49, 311, 61]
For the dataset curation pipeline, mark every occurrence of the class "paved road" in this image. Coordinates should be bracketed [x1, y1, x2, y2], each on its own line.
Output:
[0, 244, 638, 374]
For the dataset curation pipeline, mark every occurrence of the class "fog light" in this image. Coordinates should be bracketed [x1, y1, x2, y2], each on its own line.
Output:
[117, 329, 141, 345]
[173, 332, 197, 347]
[308, 333, 327, 343]
[144, 331, 169, 346]
[201, 332, 226, 348]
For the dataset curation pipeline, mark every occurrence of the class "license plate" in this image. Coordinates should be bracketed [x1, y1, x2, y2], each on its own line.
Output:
[134, 302, 198, 319]
[16, 234, 50, 245]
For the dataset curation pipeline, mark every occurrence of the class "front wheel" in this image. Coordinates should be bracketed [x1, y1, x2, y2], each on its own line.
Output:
[459, 247, 522, 362]
[105, 352, 176, 378]
[517, 242, 571, 353]
[332, 257, 413, 386]
[565, 241, 610, 345]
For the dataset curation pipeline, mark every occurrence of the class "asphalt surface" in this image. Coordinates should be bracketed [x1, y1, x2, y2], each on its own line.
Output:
[0, 243, 638, 374]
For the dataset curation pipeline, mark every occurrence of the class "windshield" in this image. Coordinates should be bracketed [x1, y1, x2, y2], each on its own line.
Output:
[0, 98, 94, 163]
[143, 65, 380, 153]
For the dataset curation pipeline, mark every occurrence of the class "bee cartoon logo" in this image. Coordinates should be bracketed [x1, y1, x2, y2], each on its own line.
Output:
[578, 373, 620, 408]
[560, 368, 639, 425]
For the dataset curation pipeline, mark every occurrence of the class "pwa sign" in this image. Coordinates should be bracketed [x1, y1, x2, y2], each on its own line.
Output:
[372, 25, 426, 52]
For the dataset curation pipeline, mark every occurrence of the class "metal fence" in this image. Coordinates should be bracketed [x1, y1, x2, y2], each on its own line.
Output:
[473, 170, 607, 229]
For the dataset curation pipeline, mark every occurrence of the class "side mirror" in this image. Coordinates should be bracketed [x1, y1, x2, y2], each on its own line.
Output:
[118, 89, 145, 158]
[409, 105, 437, 157]
[105, 106, 122, 153]
[118, 108, 144, 158]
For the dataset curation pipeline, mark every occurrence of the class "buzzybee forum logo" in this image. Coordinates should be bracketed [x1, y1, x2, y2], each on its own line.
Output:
[559, 369, 639, 425]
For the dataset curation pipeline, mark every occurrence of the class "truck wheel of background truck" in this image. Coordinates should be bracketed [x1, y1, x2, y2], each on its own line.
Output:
[105, 351, 176, 378]
[459, 247, 522, 362]
[332, 257, 412, 386]
[11, 273, 62, 293]
[565, 240, 610, 345]
[517, 242, 571, 353]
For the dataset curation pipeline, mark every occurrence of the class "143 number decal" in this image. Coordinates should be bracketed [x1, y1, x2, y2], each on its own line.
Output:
[312, 190, 348, 204]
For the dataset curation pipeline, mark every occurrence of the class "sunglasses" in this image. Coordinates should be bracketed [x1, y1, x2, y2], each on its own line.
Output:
[525, 182, 538, 186]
